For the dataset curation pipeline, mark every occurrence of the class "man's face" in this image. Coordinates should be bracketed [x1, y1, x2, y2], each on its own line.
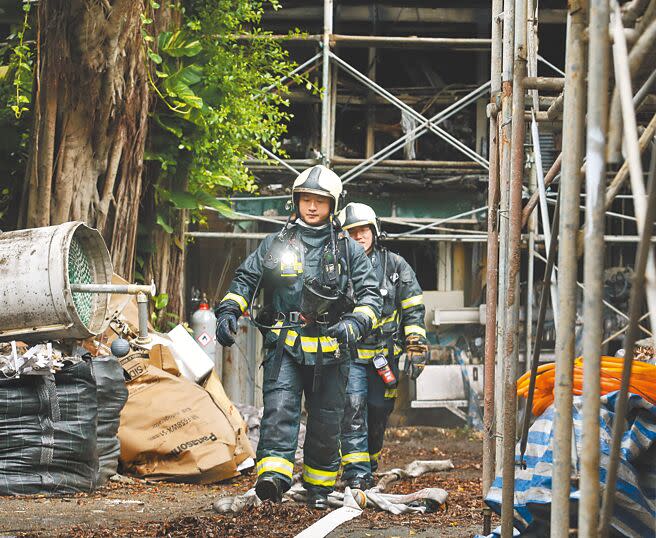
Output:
[348, 224, 374, 254]
[298, 193, 332, 226]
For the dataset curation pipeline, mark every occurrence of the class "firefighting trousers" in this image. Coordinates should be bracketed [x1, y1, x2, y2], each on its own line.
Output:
[340, 359, 398, 481]
[255, 348, 349, 495]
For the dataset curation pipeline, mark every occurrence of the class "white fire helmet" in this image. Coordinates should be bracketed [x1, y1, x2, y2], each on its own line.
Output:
[338, 202, 381, 237]
[292, 165, 343, 212]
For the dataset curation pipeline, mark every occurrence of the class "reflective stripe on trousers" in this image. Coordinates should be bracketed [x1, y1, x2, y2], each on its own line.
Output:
[302, 464, 338, 487]
[256, 456, 294, 478]
[341, 452, 370, 465]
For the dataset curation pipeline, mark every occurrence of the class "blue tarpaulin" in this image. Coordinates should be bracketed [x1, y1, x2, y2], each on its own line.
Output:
[483, 392, 656, 537]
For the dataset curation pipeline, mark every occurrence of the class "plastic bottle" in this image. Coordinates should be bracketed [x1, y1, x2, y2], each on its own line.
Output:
[190, 294, 217, 361]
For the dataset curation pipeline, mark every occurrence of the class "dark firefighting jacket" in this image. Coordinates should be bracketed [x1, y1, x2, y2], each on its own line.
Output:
[217, 220, 382, 365]
[354, 246, 426, 364]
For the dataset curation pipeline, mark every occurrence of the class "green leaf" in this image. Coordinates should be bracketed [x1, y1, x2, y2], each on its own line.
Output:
[153, 293, 169, 310]
[196, 191, 236, 217]
[144, 149, 177, 170]
[154, 114, 183, 138]
[164, 77, 203, 109]
[156, 213, 174, 234]
[147, 49, 162, 64]
[158, 30, 202, 58]
[168, 190, 198, 209]
[170, 64, 203, 86]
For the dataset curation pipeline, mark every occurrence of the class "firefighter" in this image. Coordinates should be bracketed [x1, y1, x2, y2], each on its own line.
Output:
[214, 166, 382, 509]
[337, 202, 429, 489]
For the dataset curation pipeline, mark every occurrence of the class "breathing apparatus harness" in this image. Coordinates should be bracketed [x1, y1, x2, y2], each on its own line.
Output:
[247, 211, 356, 388]
[246, 214, 354, 329]
[370, 243, 402, 371]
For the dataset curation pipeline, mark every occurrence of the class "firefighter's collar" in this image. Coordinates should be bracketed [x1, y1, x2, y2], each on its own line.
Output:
[296, 218, 329, 231]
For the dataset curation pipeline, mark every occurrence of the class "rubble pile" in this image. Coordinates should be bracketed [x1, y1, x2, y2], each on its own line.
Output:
[0, 342, 74, 378]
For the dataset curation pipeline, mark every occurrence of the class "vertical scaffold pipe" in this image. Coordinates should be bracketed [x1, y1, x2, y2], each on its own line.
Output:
[320, 0, 333, 163]
[600, 3, 656, 533]
[501, 1, 527, 536]
[551, 3, 588, 537]
[482, 4, 503, 535]
[495, 0, 515, 477]
[579, 0, 610, 536]
[599, 144, 656, 537]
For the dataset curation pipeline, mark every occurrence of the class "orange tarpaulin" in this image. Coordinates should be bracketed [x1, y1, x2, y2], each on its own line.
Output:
[517, 356, 656, 416]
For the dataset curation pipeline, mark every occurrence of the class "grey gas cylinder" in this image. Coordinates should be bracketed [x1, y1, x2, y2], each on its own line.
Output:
[190, 297, 216, 360]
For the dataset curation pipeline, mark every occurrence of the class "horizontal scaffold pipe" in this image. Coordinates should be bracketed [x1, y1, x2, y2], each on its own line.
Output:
[261, 6, 568, 25]
[523, 76, 566, 91]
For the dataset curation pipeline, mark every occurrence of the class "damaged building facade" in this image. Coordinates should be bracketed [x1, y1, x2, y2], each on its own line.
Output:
[186, 2, 571, 416]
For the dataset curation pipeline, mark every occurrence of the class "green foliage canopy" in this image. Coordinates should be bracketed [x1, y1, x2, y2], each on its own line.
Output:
[144, 0, 304, 229]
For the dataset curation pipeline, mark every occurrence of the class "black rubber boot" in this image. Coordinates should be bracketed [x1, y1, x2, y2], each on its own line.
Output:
[255, 475, 285, 503]
[307, 491, 329, 510]
[346, 475, 374, 491]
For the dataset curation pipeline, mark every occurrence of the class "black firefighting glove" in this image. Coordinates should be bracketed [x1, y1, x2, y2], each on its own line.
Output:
[326, 314, 364, 347]
[215, 303, 241, 347]
[405, 334, 429, 380]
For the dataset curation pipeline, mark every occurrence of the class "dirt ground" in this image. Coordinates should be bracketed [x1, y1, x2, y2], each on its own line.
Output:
[0, 427, 495, 538]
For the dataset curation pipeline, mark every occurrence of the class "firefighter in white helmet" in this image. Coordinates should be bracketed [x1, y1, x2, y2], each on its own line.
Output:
[337, 202, 429, 489]
[215, 166, 382, 509]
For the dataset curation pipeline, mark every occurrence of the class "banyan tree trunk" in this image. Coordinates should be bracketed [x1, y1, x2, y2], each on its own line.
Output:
[21, 0, 149, 279]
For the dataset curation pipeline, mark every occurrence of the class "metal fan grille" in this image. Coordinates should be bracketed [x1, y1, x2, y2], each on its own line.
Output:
[68, 237, 93, 326]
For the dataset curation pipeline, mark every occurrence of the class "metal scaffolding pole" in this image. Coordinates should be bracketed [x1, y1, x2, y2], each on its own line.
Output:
[263, 53, 322, 93]
[600, 5, 656, 532]
[525, 0, 539, 382]
[551, 3, 588, 536]
[338, 80, 491, 184]
[599, 145, 656, 538]
[531, 117, 559, 324]
[521, 153, 562, 226]
[188, 231, 490, 242]
[501, 2, 527, 536]
[604, 112, 656, 208]
[518, 193, 560, 466]
[482, 1, 504, 534]
[495, 0, 515, 478]
[609, 3, 656, 334]
[258, 144, 300, 174]
[320, 0, 333, 163]
[579, 1, 610, 536]
[330, 52, 490, 170]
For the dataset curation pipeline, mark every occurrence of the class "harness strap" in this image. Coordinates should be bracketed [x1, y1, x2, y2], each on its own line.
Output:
[313, 337, 324, 392]
[387, 334, 395, 361]
[266, 327, 289, 382]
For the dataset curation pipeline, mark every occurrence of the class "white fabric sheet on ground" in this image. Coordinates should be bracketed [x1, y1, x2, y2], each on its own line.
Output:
[293, 488, 363, 538]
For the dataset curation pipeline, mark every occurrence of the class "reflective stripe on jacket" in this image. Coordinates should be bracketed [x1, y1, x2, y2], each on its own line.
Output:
[218, 221, 382, 365]
[354, 247, 426, 364]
